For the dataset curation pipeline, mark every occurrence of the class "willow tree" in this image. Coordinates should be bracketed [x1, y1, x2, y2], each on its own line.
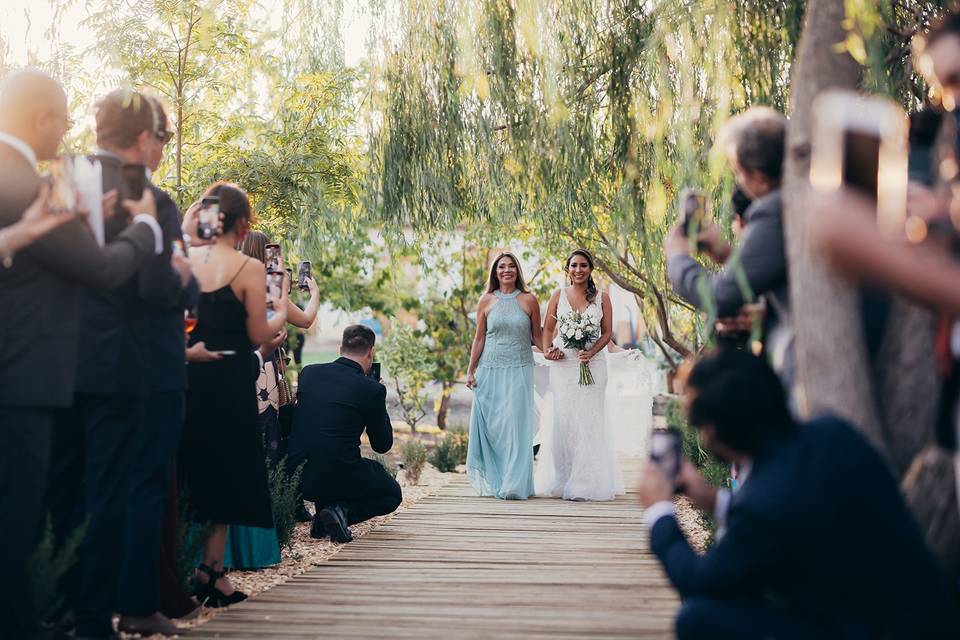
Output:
[365, 0, 806, 363]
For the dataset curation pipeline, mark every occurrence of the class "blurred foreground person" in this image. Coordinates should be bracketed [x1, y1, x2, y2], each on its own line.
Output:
[638, 350, 958, 640]
[0, 70, 160, 636]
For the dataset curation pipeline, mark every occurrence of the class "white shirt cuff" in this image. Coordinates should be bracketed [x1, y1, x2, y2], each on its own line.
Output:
[132, 214, 163, 254]
[253, 350, 264, 370]
[643, 500, 675, 530]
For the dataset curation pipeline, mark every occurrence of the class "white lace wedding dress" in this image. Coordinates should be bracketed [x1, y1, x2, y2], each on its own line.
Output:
[535, 288, 625, 501]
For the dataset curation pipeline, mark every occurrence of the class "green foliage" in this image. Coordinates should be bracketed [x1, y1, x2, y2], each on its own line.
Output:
[380, 322, 437, 433]
[270, 456, 306, 552]
[370, 452, 399, 479]
[400, 439, 428, 485]
[429, 429, 469, 472]
[20, 516, 86, 631]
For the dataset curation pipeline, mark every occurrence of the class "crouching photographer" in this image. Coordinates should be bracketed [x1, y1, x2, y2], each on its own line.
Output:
[637, 349, 958, 640]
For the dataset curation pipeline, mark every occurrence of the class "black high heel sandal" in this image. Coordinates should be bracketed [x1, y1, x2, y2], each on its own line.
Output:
[193, 563, 248, 608]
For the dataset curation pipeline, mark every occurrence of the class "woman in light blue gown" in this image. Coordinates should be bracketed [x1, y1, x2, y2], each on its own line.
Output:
[465, 252, 543, 499]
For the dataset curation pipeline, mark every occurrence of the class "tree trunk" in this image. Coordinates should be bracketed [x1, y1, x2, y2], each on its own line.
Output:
[436, 382, 453, 431]
[783, 0, 886, 454]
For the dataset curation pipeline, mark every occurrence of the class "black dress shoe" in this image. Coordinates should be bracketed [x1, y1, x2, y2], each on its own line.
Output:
[295, 501, 312, 523]
[310, 513, 328, 539]
[318, 505, 353, 543]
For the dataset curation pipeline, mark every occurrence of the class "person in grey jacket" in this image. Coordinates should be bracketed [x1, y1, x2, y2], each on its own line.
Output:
[664, 107, 789, 343]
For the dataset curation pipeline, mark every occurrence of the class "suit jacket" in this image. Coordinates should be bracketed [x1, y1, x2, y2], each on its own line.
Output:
[140, 178, 199, 393]
[668, 190, 788, 331]
[0, 142, 156, 408]
[650, 416, 958, 638]
[289, 358, 393, 485]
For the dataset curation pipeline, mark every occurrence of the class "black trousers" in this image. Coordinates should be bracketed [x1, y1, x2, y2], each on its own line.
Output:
[47, 392, 141, 638]
[117, 390, 184, 617]
[0, 405, 54, 632]
[306, 458, 402, 525]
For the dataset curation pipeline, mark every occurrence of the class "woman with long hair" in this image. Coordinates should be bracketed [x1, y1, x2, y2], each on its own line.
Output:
[538, 249, 623, 501]
[178, 182, 287, 606]
[465, 252, 542, 499]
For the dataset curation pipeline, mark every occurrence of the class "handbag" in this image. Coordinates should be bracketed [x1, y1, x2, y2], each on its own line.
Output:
[276, 347, 294, 407]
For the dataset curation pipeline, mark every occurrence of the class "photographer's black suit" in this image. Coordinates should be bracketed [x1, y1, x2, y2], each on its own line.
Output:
[0, 141, 156, 629]
[288, 357, 401, 525]
[650, 417, 958, 639]
[45, 152, 176, 636]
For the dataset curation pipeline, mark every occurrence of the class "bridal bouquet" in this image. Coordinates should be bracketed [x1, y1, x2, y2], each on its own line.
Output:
[556, 309, 600, 385]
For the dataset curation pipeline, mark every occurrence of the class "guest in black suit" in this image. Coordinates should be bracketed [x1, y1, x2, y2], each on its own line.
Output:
[289, 324, 401, 543]
[0, 71, 161, 636]
[45, 88, 181, 640]
[638, 349, 959, 640]
[112, 94, 200, 636]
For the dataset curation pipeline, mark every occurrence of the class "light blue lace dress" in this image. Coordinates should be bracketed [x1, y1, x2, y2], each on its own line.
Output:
[467, 290, 535, 499]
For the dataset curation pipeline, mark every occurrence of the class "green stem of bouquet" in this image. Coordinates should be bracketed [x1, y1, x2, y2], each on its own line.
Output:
[579, 362, 595, 386]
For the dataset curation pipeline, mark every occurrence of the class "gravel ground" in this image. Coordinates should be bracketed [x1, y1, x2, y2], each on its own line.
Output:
[146, 465, 454, 638]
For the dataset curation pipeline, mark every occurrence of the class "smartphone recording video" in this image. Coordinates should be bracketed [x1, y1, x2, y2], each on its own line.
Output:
[48, 156, 78, 213]
[266, 270, 284, 316]
[677, 189, 707, 237]
[265, 244, 282, 273]
[121, 163, 146, 202]
[297, 260, 312, 291]
[197, 196, 220, 240]
[810, 90, 908, 237]
[649, 428, 683, 488]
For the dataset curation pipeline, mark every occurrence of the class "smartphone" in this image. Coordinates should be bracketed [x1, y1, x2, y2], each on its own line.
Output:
[197, 196, 220, 240]
[266, 270, 284, 310]
[48, 156, 77, 213]
[368, 362, 381, 380]
[678, 188, 707, 237]
[121, 163, 146, 202]
[265, 244, 282, 272]
[810, 90, 909, 237]
[285, 267, 294, 295]
[649, 428, 683, 488]
[297, 260, 312, 291]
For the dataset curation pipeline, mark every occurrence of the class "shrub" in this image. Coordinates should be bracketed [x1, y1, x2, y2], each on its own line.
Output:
[379, 323, 437, 436]
[20, 516, 86, 631]
[400, 439, 428, 485]
[370, 452, 398, 479]
[430, 429, 469, 472]
[270, 455, 305, 552]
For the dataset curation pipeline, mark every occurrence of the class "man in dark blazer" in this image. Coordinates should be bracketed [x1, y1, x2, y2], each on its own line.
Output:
[638, 349, 958, 639]
[289, 324, 401, 543]
[0, 71, 161, 634]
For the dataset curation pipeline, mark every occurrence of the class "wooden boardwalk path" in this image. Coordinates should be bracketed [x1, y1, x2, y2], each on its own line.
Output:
[191, 457, 679, 639]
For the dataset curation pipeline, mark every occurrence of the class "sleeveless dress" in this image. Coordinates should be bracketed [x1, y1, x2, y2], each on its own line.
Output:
[535, 288, 624, 501]
[179, 273, 274, 528]
[466, 290, 536, 500]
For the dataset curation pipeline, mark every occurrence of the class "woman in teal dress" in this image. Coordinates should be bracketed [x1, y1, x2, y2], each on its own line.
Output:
[465, 252, 543, 499]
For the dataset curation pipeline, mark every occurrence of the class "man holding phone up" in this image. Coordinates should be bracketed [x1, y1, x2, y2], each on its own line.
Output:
[664, 109, 790, 373]
[637, 350, 958, 639]
[45, 88, 190, 639]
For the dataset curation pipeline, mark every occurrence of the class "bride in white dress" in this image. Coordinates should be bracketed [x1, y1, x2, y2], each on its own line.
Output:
[536, 249, 625, 501]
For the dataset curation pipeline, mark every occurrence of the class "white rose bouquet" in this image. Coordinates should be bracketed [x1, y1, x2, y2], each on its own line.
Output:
[556, 309, 601, 385]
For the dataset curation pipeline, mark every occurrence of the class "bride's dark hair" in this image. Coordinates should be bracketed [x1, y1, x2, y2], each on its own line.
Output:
[566, 249, 598, 303]
[486, 252, 528, 293]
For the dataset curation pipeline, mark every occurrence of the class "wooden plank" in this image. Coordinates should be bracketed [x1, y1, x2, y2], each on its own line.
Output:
[190, 456, 678, 639]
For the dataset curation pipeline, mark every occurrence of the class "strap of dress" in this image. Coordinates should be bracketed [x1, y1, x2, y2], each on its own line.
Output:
[228, 257, 252, 284]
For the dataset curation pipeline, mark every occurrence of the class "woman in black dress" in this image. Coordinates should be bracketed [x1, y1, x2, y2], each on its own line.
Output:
[179, 182, 288, 606]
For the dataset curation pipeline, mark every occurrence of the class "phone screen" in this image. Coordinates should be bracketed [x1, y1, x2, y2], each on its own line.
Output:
[678, 189, 706, 237]
[265, 244, 281, 272]
[649, 429, 682, 486]
[297, 260, 311, 290]
[198, 196, 220, 240]
[843, 130, 881, 200]
[368, 362, 381, 380]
